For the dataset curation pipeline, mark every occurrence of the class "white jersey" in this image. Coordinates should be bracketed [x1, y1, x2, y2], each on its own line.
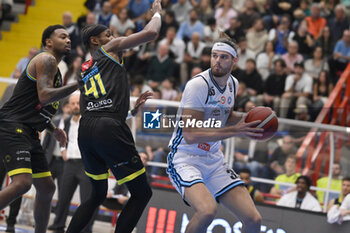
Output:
[168, 69, 238, 155]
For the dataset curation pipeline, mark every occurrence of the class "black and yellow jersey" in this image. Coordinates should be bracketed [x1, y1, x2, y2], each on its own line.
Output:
[0, 53, 62, 131]
[79, 47, 129, 121]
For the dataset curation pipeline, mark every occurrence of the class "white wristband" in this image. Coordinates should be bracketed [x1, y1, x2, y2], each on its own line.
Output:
[126, 110, 133, 120]
[60, 147, 66, 152]
[152, 12, 161, 19]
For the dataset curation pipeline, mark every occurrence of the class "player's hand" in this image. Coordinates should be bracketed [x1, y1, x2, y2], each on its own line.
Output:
[231, 115, 263, 138]
[132, 90, 153, 115]
[151, 0, 162, 14]
[54, 128, 67, 147]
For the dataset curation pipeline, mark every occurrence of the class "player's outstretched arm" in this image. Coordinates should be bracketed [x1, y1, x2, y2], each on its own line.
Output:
[182, 108, 263, 144]
[103, 0, 162, 53]
[36, 54, 78, 106]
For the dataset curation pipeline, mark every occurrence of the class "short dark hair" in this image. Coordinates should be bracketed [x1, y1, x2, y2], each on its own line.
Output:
[296, 175, 312, 188]
[274, 58, 286, 68]
[343, 177, 350, 182]
[41, 25, 66, 47]
[239, 168, 251, 175]
[81, 24, 108, 49]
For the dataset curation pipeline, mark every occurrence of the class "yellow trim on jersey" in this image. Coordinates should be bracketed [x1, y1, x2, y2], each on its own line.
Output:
[8, 168, 32, 177]
[25, 52, 56, 82]
[85, 171, 110, 180]
[100, 46, 124, 66]
[32, 171, 52, 178]
[117, 167, 145, 185]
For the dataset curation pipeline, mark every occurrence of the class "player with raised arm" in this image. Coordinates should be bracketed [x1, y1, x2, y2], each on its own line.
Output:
[65, 1, 162, 233]
[0, 25, 78, 233]
[167, 34, 263, 233]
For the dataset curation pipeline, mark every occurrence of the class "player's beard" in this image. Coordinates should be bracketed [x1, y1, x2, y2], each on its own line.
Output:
[211, 65, 231, 77]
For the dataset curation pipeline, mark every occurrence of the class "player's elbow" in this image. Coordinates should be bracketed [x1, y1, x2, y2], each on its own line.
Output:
[144, 29, 158, 41]
[38, 91, 51, 106]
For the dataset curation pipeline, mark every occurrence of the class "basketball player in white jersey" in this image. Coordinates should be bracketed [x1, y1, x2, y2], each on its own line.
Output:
[167, 36, 263, 233]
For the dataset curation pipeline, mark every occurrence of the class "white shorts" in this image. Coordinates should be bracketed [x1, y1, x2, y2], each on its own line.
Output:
[167, 149, 244, 203]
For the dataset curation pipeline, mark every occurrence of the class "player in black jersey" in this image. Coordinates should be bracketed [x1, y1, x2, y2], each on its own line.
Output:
[0, 25, 78, 233]
[66, 1, 162, 233]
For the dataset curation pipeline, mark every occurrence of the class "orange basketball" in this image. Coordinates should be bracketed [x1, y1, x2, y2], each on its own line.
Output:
[245, 106, 278, 140]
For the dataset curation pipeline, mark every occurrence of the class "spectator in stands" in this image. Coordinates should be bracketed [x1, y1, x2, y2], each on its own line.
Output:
[305, 3, 326, 39]
[176, 9, 204, 42]
[328, 4, 349, 46]
[159, 27, 186, 64]
[256, 41, 278, 81]
[86, 12, 96, 25]
[224, 17, 244, 43]
[146, 43, 175, 88]
[198, 0, 213, 25]
[236, 37, 255, 70]
[102, 176, 129, 211]
[131, 75, 152, 94]
[329, 29, 350, 82]
[11, 47, 39, 79]
[159, 10, 179, 40]
[134, 37, 158, 75]
[84, 0, 107, 14]
[0, 47, 38, 109]
[171, 0, 193, 24]
[233, 82, 250, 112]
[269, 136, 297, 176]
[246, 19, 268, 55]
[238, 0, 260, 32]
[42, 100, 71, 200]
[238, 59, 263, 98]
[316, 163, 343, 204]
[95, 1, 116, 27]
[62, 12, 83, 56]
[63, 55, 82, 85]
[161, 77, 178, 101]
[203, 17, 220, 46]
[277, 175, 322, 212]
[268, 15, 294, 55]
[48, 93, 95, 233]
[327, 177, 350, 212]
[0, 0, 13, 27]
[327, 177, 350, 224]
[263, 0, 298, 30]
[281, 41, 304, 74]
[127, 0, 150, 21]
[310, 70, 333, 120]
[256, 59, 286, 112]
[110, 8, 135, 36]
[279, 61, 312, 118]
[291, 20, 314, 59]
[198, 46, 211, 71]
[239, 168, 264, 203]
[316, 26, 333, 58]
[304, 46, 329, 80]
[338, 185, 350, 221]
[183, 32, 206, 77]
[109, 0, 128, 15]
[270, 155, 300, 196]
[214, 0, 237, 31]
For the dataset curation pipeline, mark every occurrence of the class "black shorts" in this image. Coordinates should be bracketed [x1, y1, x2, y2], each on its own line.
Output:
[78, 116, 144, 185]
[0, 122, 51, 178]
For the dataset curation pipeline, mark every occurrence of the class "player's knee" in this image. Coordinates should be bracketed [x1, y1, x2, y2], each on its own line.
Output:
[12, 178, 32, 195]
[244, 212, 262, 228]
[196, 203, 217, 222]
[35, 179, 56, 198]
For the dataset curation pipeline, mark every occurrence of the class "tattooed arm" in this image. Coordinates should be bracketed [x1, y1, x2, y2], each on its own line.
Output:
[36, 54, 78, 106]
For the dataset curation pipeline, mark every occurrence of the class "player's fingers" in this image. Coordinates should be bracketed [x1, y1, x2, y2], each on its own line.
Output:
[246, 132, 263, 138]
[247, 127, 264, 132]
[245, 120, 261, 127]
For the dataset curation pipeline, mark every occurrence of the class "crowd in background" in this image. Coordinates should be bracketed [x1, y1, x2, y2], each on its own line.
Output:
[1, 0, 350, 227]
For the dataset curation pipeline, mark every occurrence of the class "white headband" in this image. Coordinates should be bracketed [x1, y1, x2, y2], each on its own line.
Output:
[212, 42, 237, 58]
